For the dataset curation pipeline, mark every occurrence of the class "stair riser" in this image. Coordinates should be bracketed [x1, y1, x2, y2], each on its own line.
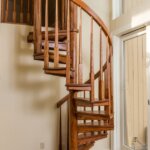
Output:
[34, 54, 67, 64]
[67, 87, 91, 91]
[78, 126, 114, 133]
[44, 70, 66, 77]
[75, 101, 109, 107]
[78, 135, 107, 146]
[42, 42, 67, 51]
[77, 114, 110, 121]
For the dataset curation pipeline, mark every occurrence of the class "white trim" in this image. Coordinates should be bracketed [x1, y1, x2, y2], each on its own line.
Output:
[112, 27, 148, 150]
[112, 36, 121, 150]
[120, 29, 146, 150]
[146, 25, 150, 150]
[112, 0, 122, 19]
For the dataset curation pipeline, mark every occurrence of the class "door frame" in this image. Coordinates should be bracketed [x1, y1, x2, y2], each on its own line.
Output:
[120, 28, 147, 150]
[112, 25, 150, 150]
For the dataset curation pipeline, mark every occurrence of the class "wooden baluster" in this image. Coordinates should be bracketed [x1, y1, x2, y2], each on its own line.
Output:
[90, 17, 94, 102]
[20, 0, 24, 23]
[67, 99, 69, 150]
[61, 0, 65, 29]
[106, 37, 111, 116]
[69, 92, 78, 150]
[78, 8, 83, 84]
[13, 0, 16, 23]
[66, 0, 71, 84]
[59, 107, 62, 150]
[33, 0, 37, 54]
[105, 37, 111, 115]
[34, 0, 42, 54]
[99, 29, 103, 100]
[83, 91, 86, 135]
[27, 0, 30, 24]
[1, 0, 4, 22]
[110, 45, 114, 125]
[5, 0, 9, 22]
[90, 18, 94, 136]
[44, 0, 49, 69]
[54, 0, 59, 67]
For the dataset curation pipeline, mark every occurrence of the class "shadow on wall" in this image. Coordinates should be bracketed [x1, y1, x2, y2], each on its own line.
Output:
[3, 24, 62, 150]
[13, 26, 61, 111]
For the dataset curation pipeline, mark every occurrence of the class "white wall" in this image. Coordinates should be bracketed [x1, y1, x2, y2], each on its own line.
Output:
[0, 0, 111, 150]
[0, 24, 68, 150]
[111, 0, 150, 35]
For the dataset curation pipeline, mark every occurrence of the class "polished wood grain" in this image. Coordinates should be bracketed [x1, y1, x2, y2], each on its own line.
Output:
[28, 0, 114, 149]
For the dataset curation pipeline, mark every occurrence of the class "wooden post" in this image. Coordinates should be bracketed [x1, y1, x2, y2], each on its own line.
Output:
[34, 0, 42, 54]
[99, 29, 103, 100]
[20, 0, 23, 23]
[44, 0, 49, 69]
[66, 0, 71, 84]
[1, 0, 4, 22]
[90, 17, 94, 102]
[78, 8, 83, 84]
[54, 0, 59, 67]
[59, 107, 62, 150]
[69, 92, 78, 150]
[13, 0, 16, 23]
[5, 0, 9, 22]
[27, 0, 30, 24]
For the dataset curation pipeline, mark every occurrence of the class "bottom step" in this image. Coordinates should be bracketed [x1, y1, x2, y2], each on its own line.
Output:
[78, 122, 114, 133]
[44, 67, 66, 77]
[66, 84, 91, 91]
[78, 132, 107, 146]
[78, 142, 94, 150]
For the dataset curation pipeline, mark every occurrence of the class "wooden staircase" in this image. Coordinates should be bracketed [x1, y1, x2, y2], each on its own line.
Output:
[27, 0, 114, 149]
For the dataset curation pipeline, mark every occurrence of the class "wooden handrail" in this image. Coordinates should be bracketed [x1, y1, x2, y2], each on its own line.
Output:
[71, 0, 112, 46]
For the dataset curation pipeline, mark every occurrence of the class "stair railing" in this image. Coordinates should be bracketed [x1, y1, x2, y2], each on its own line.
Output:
[2, 0, 33, 24]
[43, 0, 70, 70]
[66, 0, 113, 109]
[34, 0, 42, 54]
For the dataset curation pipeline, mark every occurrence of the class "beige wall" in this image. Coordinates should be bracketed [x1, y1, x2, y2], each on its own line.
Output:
[0, 0, 111, 150]
[111, 0, 150, 35]
[0, 24, 68, 150]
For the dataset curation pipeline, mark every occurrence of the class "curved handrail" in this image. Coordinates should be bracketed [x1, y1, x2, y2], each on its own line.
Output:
[57, 0, 113, 108]
[72, 0, 112, 46]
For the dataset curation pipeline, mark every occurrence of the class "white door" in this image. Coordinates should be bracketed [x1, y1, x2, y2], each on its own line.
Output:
[121, 31, 148, 150]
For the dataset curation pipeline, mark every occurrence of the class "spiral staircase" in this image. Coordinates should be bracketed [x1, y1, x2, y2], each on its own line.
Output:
[27, 0, 114, 149]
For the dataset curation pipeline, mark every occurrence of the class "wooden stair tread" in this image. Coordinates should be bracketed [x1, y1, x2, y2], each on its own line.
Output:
[27, 29, 79, 43]
[78, 132, 107, 146]
[41, 41, 67, 51]
[66, 84, 91, 91]
[77, 110, 109, 116]
[77, 110, 112, 120]
[75, 98, 109, 106]
[78, 122, 114, 132]
[45, 67, 66, 71]
[44, 67, 66, 77]
[78, 142, 94, 150]
[34, 52, 67, 64]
